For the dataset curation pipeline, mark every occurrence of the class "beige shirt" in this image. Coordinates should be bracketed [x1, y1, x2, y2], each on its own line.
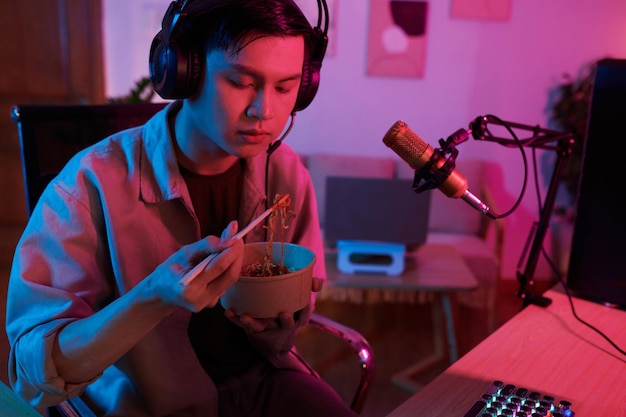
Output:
[6, 102, 325, 416]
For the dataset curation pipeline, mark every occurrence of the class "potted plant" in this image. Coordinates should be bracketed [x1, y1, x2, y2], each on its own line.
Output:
[108, 76, 155, 103]
[547, 61, 599, 220]
[547, 60, 596, 274]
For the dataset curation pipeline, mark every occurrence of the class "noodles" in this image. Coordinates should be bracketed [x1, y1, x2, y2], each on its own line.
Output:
[241, 194, 296, 277]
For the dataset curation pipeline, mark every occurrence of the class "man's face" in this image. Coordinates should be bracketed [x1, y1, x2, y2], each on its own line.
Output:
[186, 35, 305, 160]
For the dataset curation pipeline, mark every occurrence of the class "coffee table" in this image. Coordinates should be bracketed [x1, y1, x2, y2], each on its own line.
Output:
[318, 243, 478, 392]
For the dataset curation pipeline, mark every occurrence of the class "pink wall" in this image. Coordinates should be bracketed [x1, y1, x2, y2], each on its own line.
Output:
[103, 0, 626, 279]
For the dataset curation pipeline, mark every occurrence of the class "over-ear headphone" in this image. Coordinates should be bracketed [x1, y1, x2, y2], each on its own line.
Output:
[149, 0, 329, 112]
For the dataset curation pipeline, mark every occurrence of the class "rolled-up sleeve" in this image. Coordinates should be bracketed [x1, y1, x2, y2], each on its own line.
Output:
[9, 317, 98, 407]
[6, 178, 108, 407]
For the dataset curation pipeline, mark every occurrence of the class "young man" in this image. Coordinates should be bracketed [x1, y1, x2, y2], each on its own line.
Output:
[6, 1, 358, 415]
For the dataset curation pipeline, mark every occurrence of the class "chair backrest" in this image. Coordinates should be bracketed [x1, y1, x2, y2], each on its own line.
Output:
[11, 102, 168, 216]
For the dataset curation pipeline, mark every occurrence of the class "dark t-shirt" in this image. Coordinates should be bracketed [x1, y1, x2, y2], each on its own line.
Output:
[181, 160, 265, 384]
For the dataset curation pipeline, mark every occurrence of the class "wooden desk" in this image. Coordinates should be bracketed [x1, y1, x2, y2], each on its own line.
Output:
[319, 244, 478, 392]
[386, 288, 626, 416]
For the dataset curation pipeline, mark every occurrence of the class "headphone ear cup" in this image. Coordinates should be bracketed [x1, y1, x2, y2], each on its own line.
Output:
[294, 59, 322, 112]
[293, 28, 328, 112]
[150, 31, 203, 99]
[149, 30, 173, 98]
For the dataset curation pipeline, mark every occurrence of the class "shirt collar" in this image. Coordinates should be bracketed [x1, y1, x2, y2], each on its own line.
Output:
[139, 101, 187, 204]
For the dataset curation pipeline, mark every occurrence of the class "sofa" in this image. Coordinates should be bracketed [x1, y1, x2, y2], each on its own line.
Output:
[302, 153, 503, 333]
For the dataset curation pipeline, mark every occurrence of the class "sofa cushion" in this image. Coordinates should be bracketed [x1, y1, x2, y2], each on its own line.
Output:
[306, 153, 396, 226]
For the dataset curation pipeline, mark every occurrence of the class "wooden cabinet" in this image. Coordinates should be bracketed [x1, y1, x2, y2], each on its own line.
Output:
[0, 0, 104, 266]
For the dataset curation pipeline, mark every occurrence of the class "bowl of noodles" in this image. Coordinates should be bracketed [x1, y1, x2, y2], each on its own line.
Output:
[220, 242, 316, 318]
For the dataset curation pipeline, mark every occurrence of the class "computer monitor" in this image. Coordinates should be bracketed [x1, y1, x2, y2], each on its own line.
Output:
[566, 58, 626, 306]
[323, 176, 431, 250]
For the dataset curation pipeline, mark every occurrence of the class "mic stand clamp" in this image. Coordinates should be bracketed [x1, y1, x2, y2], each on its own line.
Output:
[412, 139, 459, 194]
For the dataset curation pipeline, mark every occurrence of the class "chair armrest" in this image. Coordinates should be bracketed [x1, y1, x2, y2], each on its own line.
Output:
[308, 312, 375, 414]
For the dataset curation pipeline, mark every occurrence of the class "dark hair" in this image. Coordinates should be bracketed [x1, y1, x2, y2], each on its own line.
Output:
[187, 0, 316, 59]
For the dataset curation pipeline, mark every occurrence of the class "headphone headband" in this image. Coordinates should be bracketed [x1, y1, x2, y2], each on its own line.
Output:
[149, 0, 328, 112]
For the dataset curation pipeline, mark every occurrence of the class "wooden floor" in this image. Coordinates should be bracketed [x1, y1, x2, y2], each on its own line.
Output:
[0, 261, 554, 417]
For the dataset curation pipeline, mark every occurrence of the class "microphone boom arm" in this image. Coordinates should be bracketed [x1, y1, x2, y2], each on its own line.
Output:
[468, 115, 575, 308]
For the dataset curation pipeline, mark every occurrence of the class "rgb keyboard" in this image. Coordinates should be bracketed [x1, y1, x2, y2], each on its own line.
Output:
[463, 380, 575, 417]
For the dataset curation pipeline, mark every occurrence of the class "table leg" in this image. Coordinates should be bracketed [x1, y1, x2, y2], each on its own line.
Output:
[391, 293, 458, 393]
[442, 293, 458, 363]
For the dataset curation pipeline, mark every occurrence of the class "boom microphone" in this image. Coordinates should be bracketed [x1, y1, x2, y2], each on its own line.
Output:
[383, 120, 497, 219]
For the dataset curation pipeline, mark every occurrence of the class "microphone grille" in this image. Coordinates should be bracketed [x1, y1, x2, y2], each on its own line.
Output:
[382, 120, 429, 169]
